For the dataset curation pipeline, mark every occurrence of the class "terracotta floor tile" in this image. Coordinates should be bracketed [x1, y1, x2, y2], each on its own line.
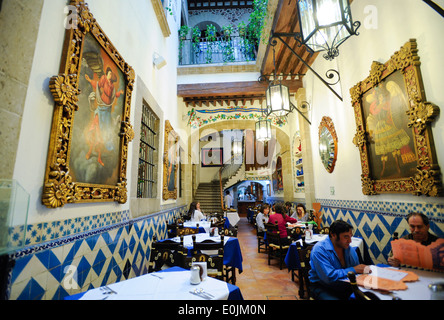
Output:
[234, 217, 303, 300]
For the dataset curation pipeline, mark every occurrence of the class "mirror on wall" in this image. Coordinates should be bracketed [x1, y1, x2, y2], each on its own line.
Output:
[318, 116, 338, 173]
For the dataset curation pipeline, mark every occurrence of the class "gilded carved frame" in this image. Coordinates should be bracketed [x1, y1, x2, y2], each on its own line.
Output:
[163, 120, 179, 200]
[350, 39, 441, 196]
[42, 0, 135, 208]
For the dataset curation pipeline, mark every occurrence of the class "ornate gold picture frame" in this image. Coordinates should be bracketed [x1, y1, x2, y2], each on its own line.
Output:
[350, 39, 441, 196]
[163, 120, 179, 200]
[42, 0, 135, 208]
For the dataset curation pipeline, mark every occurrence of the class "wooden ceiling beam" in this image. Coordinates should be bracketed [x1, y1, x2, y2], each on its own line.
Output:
[178, 80, 302, 99]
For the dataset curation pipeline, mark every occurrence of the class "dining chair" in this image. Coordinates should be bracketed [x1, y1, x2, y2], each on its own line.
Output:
[294, 241, 314, 299]
[177, 224, 200, 236]
[347, 271, 380, 300]
[255, 219, 267, 253]
[220, 225, 238, 237]
[288, 226, 305, 242]
[265, 221, 291, 270]
[148, 236, 186, 272]
[319, 226, 330, 235]
[185, 235, 225, 281]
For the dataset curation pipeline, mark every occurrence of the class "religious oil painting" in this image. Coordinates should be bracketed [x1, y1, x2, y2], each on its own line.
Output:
[70, 33, 125, 186]
[361, 71, 416, 181]
[350, 39, 441, 196]
[163, 120, 179, 200]
[42, 0, 135, 208]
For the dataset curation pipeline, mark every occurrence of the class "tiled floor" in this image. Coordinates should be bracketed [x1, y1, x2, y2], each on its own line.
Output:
[234, 216, 302, 300]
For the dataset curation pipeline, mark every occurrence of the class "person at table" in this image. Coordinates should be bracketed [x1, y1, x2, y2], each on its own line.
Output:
[256, 203, 270, 236]
[187, 202, 206, 222]
[285, 202, 295, 218]
[268, 203, 297, 245]
[224, 190, 233, 210]
[291, 203, 309, 222]
[388, 212, 440, 267]
[308, 220, 371, 300]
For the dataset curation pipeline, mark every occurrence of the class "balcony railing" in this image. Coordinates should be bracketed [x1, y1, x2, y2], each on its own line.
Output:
[179, 36, 257, 66]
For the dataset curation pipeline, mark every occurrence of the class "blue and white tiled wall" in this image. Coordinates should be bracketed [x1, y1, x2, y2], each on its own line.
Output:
[7, 206, 186, 300]
[318, 199, 444, 264]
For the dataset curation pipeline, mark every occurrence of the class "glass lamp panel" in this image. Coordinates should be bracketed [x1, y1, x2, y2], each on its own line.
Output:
[316, 0, 342, 27]
[266, 84, 290, 116]
[341, 0, 353, 29]
[255, 120, 271, 142]
[232, 140, 242, 155]
[298, 0, 316, 42]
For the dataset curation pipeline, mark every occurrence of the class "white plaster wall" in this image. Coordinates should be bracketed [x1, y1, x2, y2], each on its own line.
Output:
[12, 0, 182, 224]
[305, 0, 444, 204]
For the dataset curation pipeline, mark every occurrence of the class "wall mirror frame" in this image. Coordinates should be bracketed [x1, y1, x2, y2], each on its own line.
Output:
[318, 116, 338, 173]
[42, 0, 135, 208]
[350, 39, 441, 196]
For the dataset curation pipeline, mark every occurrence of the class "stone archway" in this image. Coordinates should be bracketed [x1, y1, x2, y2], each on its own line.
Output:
[186, 120, 293, 199]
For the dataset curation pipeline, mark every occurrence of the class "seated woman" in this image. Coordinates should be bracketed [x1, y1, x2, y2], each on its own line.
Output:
[291, 203, 309, 222]
[187, 202, 205, 222]
[268, 203, 297, 245]
[256, 203, 270, 237]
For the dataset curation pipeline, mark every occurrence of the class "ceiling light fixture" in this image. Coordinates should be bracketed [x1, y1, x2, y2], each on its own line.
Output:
[269, 0, 361, 101]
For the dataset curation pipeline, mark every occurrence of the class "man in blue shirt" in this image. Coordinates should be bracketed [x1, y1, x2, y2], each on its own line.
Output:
[308, 220, 371, 300]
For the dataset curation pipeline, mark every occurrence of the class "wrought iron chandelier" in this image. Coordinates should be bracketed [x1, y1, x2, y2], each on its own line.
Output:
[297, 0, 361, 60]
[269, 0, 361, 101]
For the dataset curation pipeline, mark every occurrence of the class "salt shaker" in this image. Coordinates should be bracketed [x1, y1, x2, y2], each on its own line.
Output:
[190, 266, 201, 285]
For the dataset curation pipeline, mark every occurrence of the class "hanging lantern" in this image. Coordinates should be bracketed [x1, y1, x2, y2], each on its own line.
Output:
[266, 82, 291, 117]
[255, 118, 272, 142]
[232, 139, 242, 156]
[297, 0, 361, 60]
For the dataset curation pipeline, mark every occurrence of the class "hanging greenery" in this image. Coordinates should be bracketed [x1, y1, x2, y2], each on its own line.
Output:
[247, 0, 269, 47]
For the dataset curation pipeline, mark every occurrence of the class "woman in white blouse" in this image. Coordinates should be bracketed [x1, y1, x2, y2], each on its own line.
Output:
[256, 203, 270, 236]
[187, 201, 205, 222]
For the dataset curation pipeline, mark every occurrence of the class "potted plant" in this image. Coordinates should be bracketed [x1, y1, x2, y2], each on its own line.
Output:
[237, 22, 246, 37]
[205, 24, 217, 41]
[179, 25, 190, 40]
[178, 25, 190, 64]
[191, 26, 201, 53]
[222, 25, 234, 39]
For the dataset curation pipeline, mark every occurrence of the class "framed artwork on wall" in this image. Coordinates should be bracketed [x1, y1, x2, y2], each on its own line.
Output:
[163, 120, 179, 200]
[350, 39, 441, 196]
[42, 0, 135, 208]
[201, 148, 223, 167]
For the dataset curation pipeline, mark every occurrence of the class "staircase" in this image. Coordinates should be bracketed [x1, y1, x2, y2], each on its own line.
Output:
[194, 182, 223, 214]
[223, 162, 245, 190]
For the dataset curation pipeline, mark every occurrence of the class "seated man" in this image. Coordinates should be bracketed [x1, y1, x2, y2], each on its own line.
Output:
[388, 212, 439, 267]
[308, 220, 371, 300]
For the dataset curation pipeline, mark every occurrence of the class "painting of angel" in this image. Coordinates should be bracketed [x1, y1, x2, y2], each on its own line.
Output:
[362, 71, 417, 180]
[69, 33, 125, 185]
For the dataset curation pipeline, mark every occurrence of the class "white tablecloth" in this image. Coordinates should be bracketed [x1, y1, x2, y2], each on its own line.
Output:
[301, 234, 364, 257]
[79, 269, 229, 300]
[172, 233, 229, 247]
[225, 212, 240, 226]
[362, 267, 444, 300]
[183, 221, 211, 233]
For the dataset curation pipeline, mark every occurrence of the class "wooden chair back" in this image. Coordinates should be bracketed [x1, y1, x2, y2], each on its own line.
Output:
[177, 224, 200, 236]
[148, 236, 186, 272]
[295, 241, 314, 299]
[185, 235, 225, 280]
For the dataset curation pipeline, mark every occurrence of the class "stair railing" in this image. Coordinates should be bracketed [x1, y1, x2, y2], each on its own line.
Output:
[213, 153, 243, 211]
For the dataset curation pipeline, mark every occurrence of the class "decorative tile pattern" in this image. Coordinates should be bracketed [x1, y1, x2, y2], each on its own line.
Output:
[8, 206, 186, 300]
[318, 199, 444, 264]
